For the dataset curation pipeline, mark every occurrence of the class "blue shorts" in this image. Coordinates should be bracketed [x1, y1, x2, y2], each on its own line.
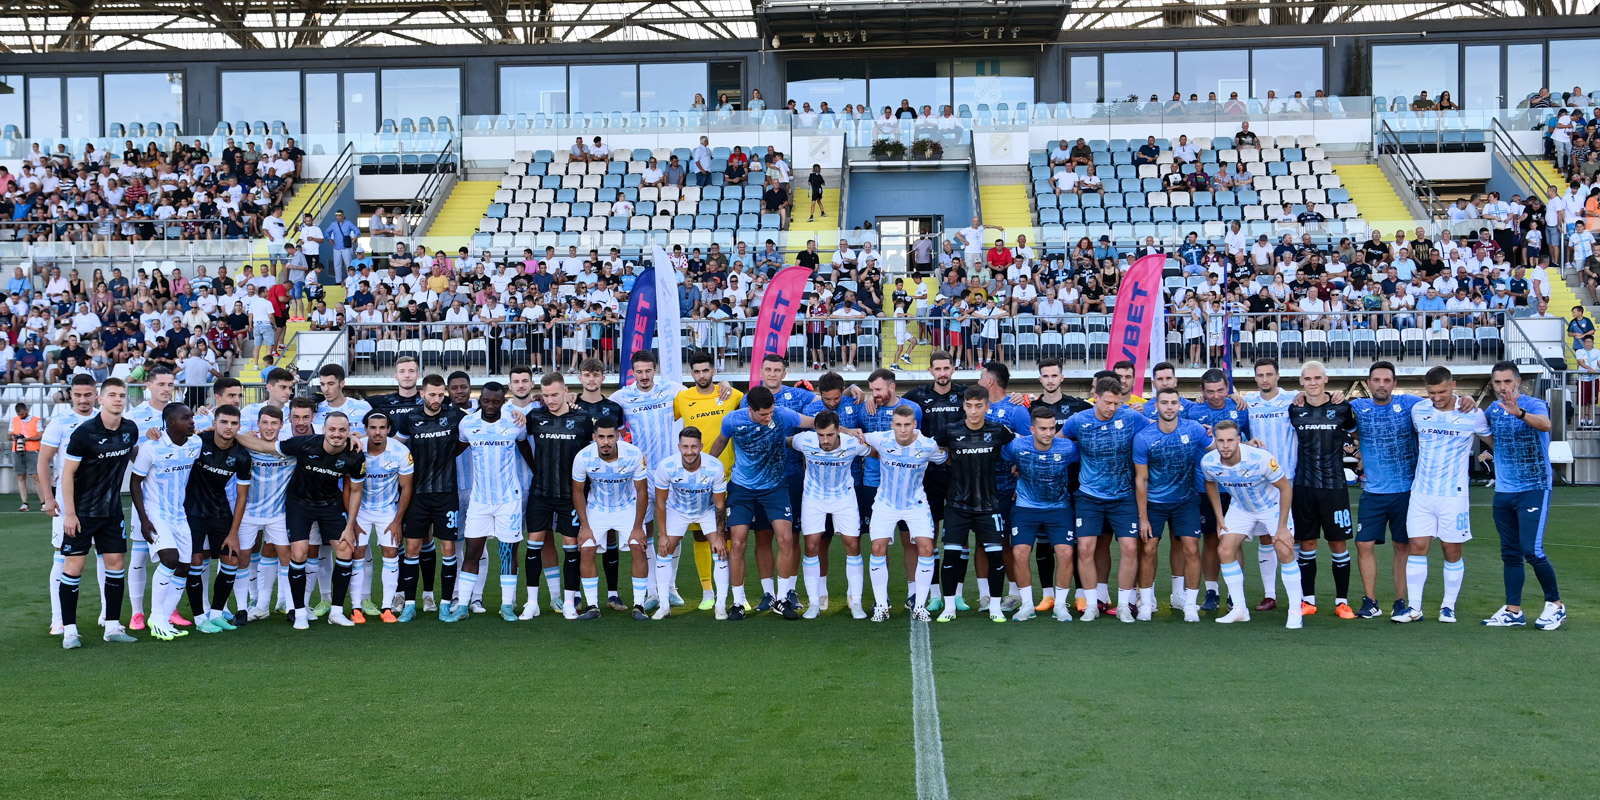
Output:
[728, 483, 792, 529]
[1146, 498, 1203, 539]
[1010, 505, 1075, 547]
[290, 280, 305, 299]
[1355, 491, 1410, 544]
[1074, 492, 1139, 540]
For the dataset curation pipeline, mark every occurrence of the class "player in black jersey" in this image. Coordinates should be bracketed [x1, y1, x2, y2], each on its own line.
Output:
[1021, 357, 1091, 614]
[523, 372, 597, 620]
[237, 412, 366, 629]
[58, 377, 141, 649]
[1286, 361, 1358, 619]
[368, 355, 425, 424]
[933, 386, 1017, 623]
[185, 404, 253, 632]
[389, 373, 467, 621]
[575, 357, 629, 610]
[903, 350, 966, 613]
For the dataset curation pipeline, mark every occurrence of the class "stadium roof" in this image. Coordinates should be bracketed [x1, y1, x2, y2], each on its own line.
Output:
[0, 0, 1591, 52]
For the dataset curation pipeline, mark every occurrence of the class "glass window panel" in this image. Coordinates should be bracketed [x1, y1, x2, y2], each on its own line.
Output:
[867, 58, 952, 113]
[1548, 39, 1600, 101]
[1371, 44, 1458, 105]
[67, 76, 99, 138]
[28, 77, 61, 139]
[1069, 56, 1099, 104]
[787, 59, 866, 113]
[103, 73, 182, 134]
[381, 68, 460, 124]
[500, 65, 568, 115]
[1463, 45, 1501, 111]
[639, 62, 706, 112]
[345, 72, 377, 134]
[1507, 44, 1543, 107]
[953, 56, 1034, 110]
[221, 71, 301, 131]
[1179, 50, 1249, 101]
[1251, 48, 1324, 98]
[1103, 51, 1173, 102]
[305, 73, 340, 134]
[570, 64, 637, 113]
[0, 75, 26, 137]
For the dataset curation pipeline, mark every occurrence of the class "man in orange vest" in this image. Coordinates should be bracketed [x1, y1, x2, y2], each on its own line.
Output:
[11, 402, 41, 511]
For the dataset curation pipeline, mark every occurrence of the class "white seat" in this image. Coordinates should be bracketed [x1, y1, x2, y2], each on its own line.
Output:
[1274, 135, 1296, 149]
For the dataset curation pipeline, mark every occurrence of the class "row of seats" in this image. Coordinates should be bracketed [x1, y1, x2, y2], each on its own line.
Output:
[1036, 183, 1349, 205]
[470, 229, 781, 253]
[211, 120, 295, 137]
[513, 147, 751, 164]
[494, 184, 762, 203]
[358, 153, 458, 174]
[379, 117, 457, 134]
[479, 213, 783, 234]
[488, 198, 764, 219]
[1032, 160, 1334, 183]
[1040, 203, 1358, 227]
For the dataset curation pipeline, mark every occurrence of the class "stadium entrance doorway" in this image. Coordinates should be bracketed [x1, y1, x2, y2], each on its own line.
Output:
[877, 215, 941, 274]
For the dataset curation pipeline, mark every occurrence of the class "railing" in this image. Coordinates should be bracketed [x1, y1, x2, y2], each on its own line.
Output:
[398, 137, 459, 238]
[0, 217, 231, 241]
[1376, 121, 1445, 220]
[1489, 116, 1565, 275]
[291, 140, 356, 246]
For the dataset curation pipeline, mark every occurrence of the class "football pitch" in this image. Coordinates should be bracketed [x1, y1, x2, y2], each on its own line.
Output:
[2, 487, 1595, 799]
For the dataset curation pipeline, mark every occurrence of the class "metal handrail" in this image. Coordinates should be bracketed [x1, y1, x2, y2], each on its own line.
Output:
[399, 137, 458, 238]
[291, 140, 356, 245]
[1491, 116, 1556, 200]
[1377, 121, 1445, 220]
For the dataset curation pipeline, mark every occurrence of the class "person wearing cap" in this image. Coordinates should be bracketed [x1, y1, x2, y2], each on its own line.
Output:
[1093, 235, 1119, 263]
[327, 208, 361, 284]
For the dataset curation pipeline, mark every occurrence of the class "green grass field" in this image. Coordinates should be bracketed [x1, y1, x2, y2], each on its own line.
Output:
[2, 487, 1596, 799]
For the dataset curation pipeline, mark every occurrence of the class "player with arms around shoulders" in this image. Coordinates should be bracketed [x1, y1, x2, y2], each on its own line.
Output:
[1134, 387, 1212, 622]
[933, 387, 1017, 623]
[788, 408, 870, 618]
[571, 417, 650, 620]
[1202, 420, 1307, 629]
[38, 374, 101, 637]
[183, 404, 253, 633]
[390, 373, 468, 622]
[523, 373, 596, 620]
[1480, 361, 1566, 630]
[651, 427, 729, 619]
[1349, 361, 1425, 619]
[1060, 374, 1151, 620]
[358, 411, 413, 622]
[56, 378, 141, 649]
[860, 405, 947, 621]
[1286, 361, 1358, 619]
[1005, 405, 1078, 622]
[454, 382, 534, 622]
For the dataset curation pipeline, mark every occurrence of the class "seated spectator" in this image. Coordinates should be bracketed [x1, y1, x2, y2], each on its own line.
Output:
[663, 155, 687, 187]
[1225, 161, 1253, 189]
[1078, 164, 1105, 194]
[1163, 163, 1188, 190]
[1052, 166, 1079, 195]
[641, 157, 666, 187]
[724, 147, 750, 186]
[761, 176, 790, 227]
[1234, 121, 1260, 149]
[1412, 91, 1436, 112]
[1134, 136, 1161, 166]
[611, 191, 634, 217]
[568, 136, 589, 162]
[1222, 92, 1248, 116]
[1437, 91, 1460, 111]
[585, 136, 611, 163]
[1297, 202, 1327, 226]
[1187, 163, 1212, 192]
[1172, 134, 1200, 163]
[1049, 139, 1075, 168]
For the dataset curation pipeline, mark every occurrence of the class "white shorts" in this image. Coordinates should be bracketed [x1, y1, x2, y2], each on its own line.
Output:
[356, 507, 400, 550]
[869, 501, 934, 543]
[583, 507, 640, 550]
[664, 508, 719, 541]
[1223, 503, 1290, 540]
[244, 515, 289, 549]
[802, 499, 862, 538]
[1405, 493, 1473, 543]
[465, 499, 523, 544]
[148, 516, 194, 561]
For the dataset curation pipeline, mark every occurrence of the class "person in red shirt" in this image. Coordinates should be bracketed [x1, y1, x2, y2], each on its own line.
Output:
[986, 238, 1014, 270]
[267, 280, 290, 349]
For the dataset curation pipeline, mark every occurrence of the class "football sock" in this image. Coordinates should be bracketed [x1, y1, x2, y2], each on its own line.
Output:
[543, 563, 562, 605]
[603, 547, 621, 596]
[914, 555, 937, 609]
[315, 547, 332, 601]
[669, 549, 684, 598]
[802, 555, 822, 605]
[472, 553, 489, 604]
[524, 542, 544, 605]
[1220, 560, 1247, 607]
[1184, 587, 1200, 608]
[1442, 558, 1464, 609]
[152, 564, 178, 623]
[1138, 587, 1155, 611]
[381, 557, 399, 609]
[304, 557, 321, 607]
[1007, 580, 1019, 599]
[49, 553, 64, 623]
[645, 537, 658, 601]
[199, 558, 213, 609]
[1117, 587, 1132, 610]
[1036, 548, 1055, 596]
[1055, 584, 1073, 607]
[778, 575, 797, 598]
[1406, 555, 1428, 611]
[1172, 576, 1185, 597]
[655, 554, 676, 608]
[1332, 550, 1352, 604]
[236, 555, 256, 611]
[1205, 580, 1218, 595]
[331, 558, 354, 609]
[1019, 584, 1034, 611]
[760, 577, 776, 597]
[939, 544, 968, 598]
[353, 553, 370, 606]
[1298, 548, 1318, 603]
[276, 561, 291, 610]
[581, 576, 600, 609]
[845, 554, 864, 603]
[712, 555, 730, 609]
[96, 556, 107, 622]
[211, 564, 237, 613]
[455, 563, 479, 609]
[129, 540, 149, 616]
[984, 545, 1006, 602]
[869, 555, 889, 608]
[399, 556, 419, 602]
[496, 542, 518, 608]
[1257, 545, 1277, 599]
[102, 567, 125, 625]
[695, 537, 714, 592]
[439, 554, 458, 606]
[733, 584, 748, 607]
[1094, 582, 1109, 605]
[288, 561, 308, 611]
[561, 546, 580, 595]
[1280, 560, 1304, 612]
[419, 541, 437, 593]
[631, 575, 649, 607]
[59, 572, 81, 627]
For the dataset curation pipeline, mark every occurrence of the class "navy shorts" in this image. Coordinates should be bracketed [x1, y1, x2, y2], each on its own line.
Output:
[1355, 490, 1409, 544]
[729, 483, 792, 529]
[1010, 505, 1075, 547]
[1201, 491, 1232, 537]
[1075, 492, 1139, 540]
[1146, 498, 1203, 539]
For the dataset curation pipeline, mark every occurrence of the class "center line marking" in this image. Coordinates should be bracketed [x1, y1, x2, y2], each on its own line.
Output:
[910, 621, 950, 800]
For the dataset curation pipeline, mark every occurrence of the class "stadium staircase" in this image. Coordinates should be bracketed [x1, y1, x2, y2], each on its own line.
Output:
[786, 187, 841, 241]
[979, 183, 1034, 235]
[427, 181, 501, 236]
[1330, 164, 1410, 224]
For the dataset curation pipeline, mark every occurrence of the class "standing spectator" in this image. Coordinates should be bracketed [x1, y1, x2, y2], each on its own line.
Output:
[327, 208, 360, 283]
[9, 402, 40, 511]
[807, 164, 827, 222]
[692, 136, 714, 188]
[298, 212, 325, 274]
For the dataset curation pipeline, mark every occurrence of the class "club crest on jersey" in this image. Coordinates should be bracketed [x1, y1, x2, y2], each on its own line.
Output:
[1180, 435, 1190, 444]
[1325, 409, 1336, 418]
[122, 433, 132, 443]
[1228, 411, 1238, 419]
[1114, 419, 1124, 429]
[565, 419, 575, 428]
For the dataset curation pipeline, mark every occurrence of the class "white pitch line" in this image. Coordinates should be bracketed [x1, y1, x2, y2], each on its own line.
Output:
[910, 621, 950, 800]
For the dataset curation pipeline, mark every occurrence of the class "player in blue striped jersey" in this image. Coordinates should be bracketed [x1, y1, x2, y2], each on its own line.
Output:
[1349, 361, 1426, 619]
[1243, 358, 1298, 612]
[241, 404, 301, 619]
[1005, 405, 1078, 622]
[122, 365, 176, 626]
[129, 404, 202, 640]
[650, 427, 728, 619]
[1061, 374, 1150, 620]
[38, 375, 101, 636]
[800, 371, 866, 610]
[857, 370, 921, 609]
[613, 351, 695, 612]
[1134, 388, 1213, 622]
[571, 419, 650, 620]
[1202, 421, 1304, 629]
[861, 406, 948, 622]
[455, 383, 534, 623]
[1481, 362, 1566, 630]
[1393, 367, 1491, 624]
[315, 364, 373, 435]
[789, 410, 869, 618]
[357, 411, 413, 623]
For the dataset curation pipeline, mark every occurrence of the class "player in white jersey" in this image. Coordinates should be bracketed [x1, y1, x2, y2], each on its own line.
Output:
[860, 405, 948, 622]
[123, 365, 176, 628]
[1201, 420, 1306, 629]
[612, 351, 681, 609]
[243, 401, 311, 619]
[788, 410, 869, 618]
[571, 418, 649, 620]
[650, 427, 729, 619]
[129, 404, 203, 641]
[241, 368, 298, 440]
[1243, 358, 1298, 611]
[456, 383, 534, 622]
[316, 364, 373, 435]
[1396, 367, 1492, 624]
[38, 375, 101, 635]
[357, 411, 413, 623]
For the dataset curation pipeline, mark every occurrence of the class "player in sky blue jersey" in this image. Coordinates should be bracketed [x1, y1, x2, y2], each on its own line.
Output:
[857, 369, 922, 607]
[801, 371, 866, 607]
[122, 365, 176, 623]
[1481, 362, 1565, 630]
[357, 411, 413, 623]
[1061, 375, 1150, 621]
[790, 411, 869, 619]
[1349, 361, 1427, 618]
[1134, 387, 1213, 622]
[1004, 405, 1078, 622]
[1201, 420, 1305, 629]
[1138, 362, 1197, 420]
[651, 427, 729, 620]
[455, 383, 535, 623]
[862, 406, 947, 621]
[129, 403, 202, 641]
[571, 418, 650, 620]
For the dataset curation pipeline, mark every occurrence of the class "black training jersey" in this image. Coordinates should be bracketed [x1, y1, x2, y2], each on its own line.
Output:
[1288, 400, 1357, 490]
[393, 405, 466, 495]
[185, 431, 252, 519]
[65, 415, 139, 518]
[575, 396, 625, 429]
[369, 392, 424, 425]
[934, 421, 1016, 512]
[279, 435, 366, 508]
[527, 406, 594, 499]
[906, 383, 966, 474]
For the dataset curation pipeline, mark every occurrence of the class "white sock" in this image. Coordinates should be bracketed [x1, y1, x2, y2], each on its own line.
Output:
[456, 568, 479, 608]
[802, 556, 822, 605]
[1042, 586, 1055, 600]
[669, 549, 682, 597]
[955, 581, 965, 599]
[128, 541, 149, 615]
[988, 595, 1001, 616]
[914, 555, 936, 609]
[95, 555, 107, 622]
[906, 581, 916, 600]
[359, 551, 374, 604]
[1019, 584, 1034, 610]
[276, 562, 290, 610]
[1205, 580, 1218, 595]
[655, 554, 675, 609]
[542, 564, 561, 605]
[231, 559, 250, 612]
[49, 553, 64, 623]
[1442, 558, 1464, 609]
[151, 565, 178, 626]
[315, 549, 331, 601]
[198, 558, 213, 610]
[350, 556, 367, 606]
[869, 555, 889, 608]
[582, 576, 600, 608]
[1258, 544, 1278, 599]
[643, 538, 657, 602]
[1096, 583, 1110, 604]
[1281, 560, 1304, 611]
[1221, 560, 1247, 606]
[778, 575, 797, 598]
[472, 558, 489, 603]
[1007, 580, 1019, 598]
[713, 556, 730, 610]
[845, 554, 864, 603]
[1406, 555, 1428, 611]
[631, 575, 649, 607]
[1138, 587, 1154, 609]
[305, 558, 321, 607]
[760, 577, 776, 597]
[1117, 587, 1132, 610]
[381, 557, 399, 609]
[499, 573, 518, 608]
[1185, 587, 1200, 608]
